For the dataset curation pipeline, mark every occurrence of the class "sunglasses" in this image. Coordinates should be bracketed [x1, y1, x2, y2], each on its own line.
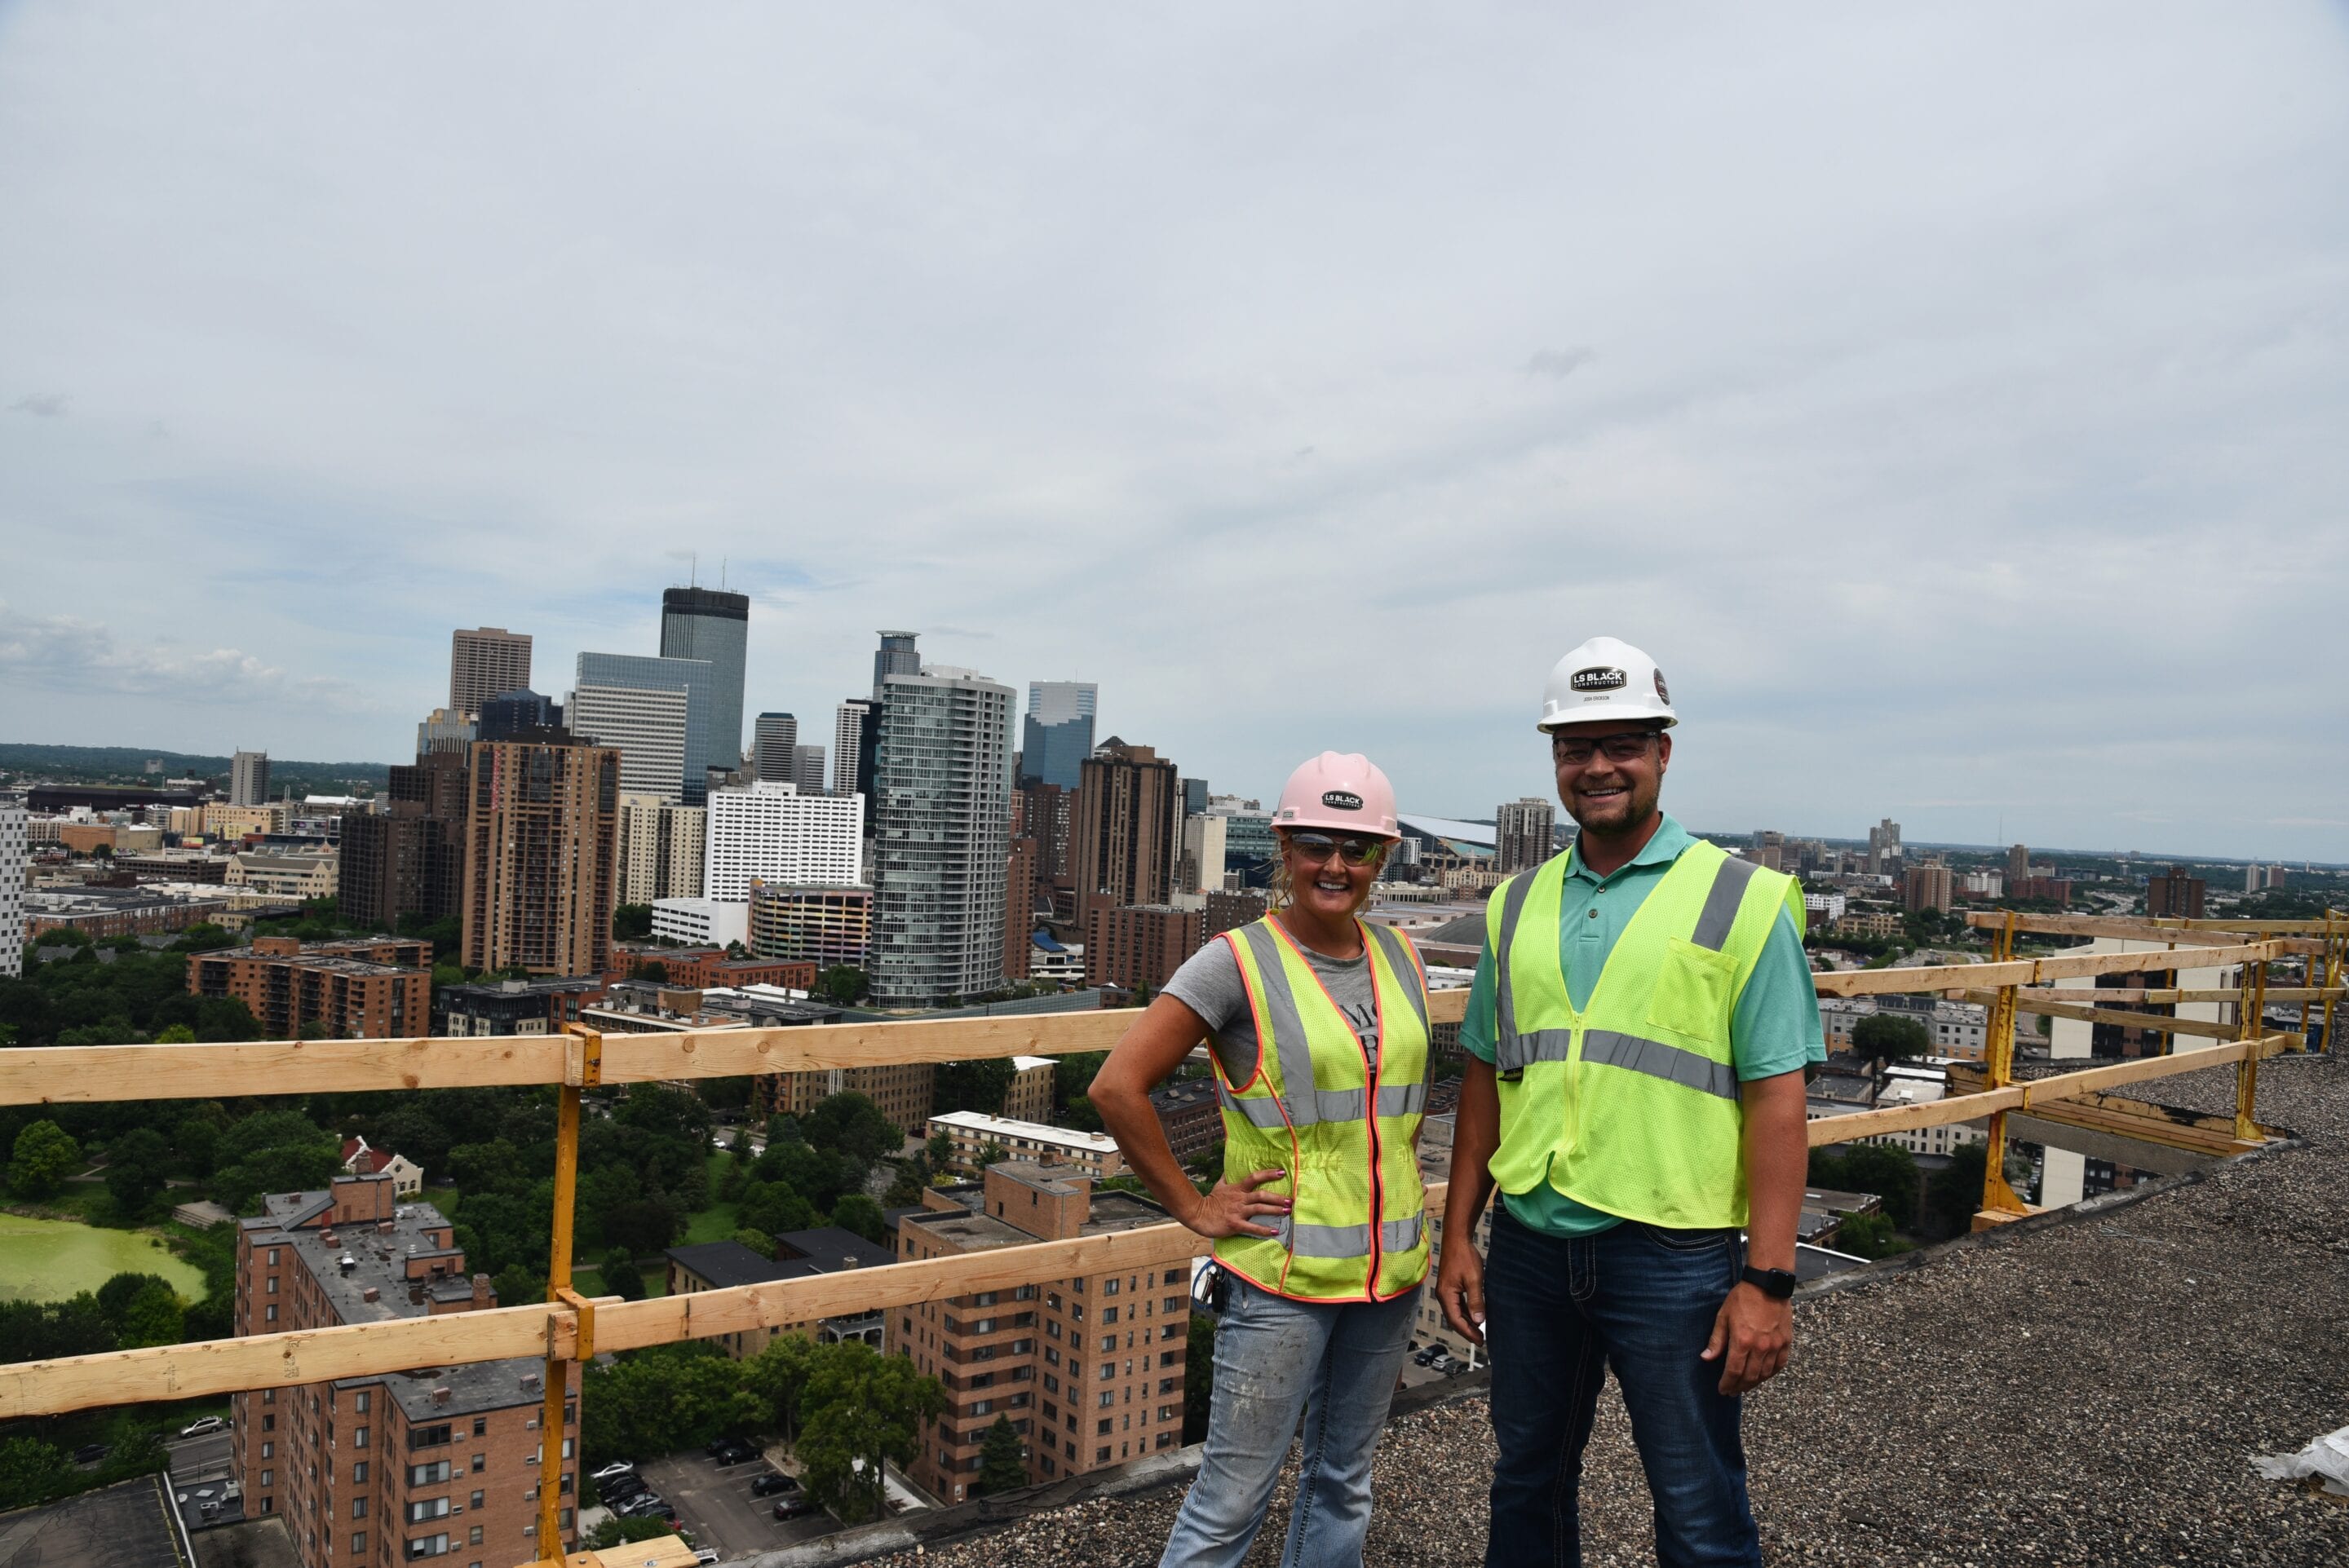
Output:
[1550, 730, 1661, 766]
[1285, 833, 1385, 868]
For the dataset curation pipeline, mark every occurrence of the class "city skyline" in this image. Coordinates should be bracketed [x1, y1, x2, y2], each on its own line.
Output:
[3, 9, 2347, 861]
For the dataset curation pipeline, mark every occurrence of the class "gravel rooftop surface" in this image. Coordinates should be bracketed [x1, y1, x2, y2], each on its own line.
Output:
[843, 1053, 2349, 1568]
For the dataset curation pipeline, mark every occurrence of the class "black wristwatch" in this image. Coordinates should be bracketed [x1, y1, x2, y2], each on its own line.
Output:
[1740, 1265, 1797, 1301]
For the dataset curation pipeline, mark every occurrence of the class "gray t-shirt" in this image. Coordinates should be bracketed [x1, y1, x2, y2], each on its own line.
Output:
[1163, 931, 1383, 1085]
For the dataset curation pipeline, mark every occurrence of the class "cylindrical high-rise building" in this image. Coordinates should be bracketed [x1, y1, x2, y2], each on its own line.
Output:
[660, 587, 750, 774]
[871, 665, 1013, 1006]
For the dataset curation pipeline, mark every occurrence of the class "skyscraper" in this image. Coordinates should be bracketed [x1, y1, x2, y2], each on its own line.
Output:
[1495, 797, 1556, 875]
[2009, 843, 2031, 884]
[459, 735, 620, 976]
[448, 627, 533, 720]
[754, 713, 798, 783]
[834, 700, 874, 797]
[872, 630, 920, 696]
[568, 683, 692, 802]
[340, 751, 468, 929]
[617, 795, 706, 904]
[476, 688, 560, 740]
[414, 707, 476, 757]
[1073, 738, 1179, 929]
[792, 744, 828, 796]
[1867, 816, 1903, 875]
[574, 652, 714, 805]
[229, 750, 271, 807]
[660, 587, 750, 775]
[1019, 682, 1099, 789]
[871, 666, 1013, 1005]
[705, 781, 865, 900]
[0, 795, 24, 979]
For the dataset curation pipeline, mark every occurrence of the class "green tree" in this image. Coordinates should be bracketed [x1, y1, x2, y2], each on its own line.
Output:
[7, 1120, 82, 1199]
[743, 1332, 821, 1442]
[586, 1515, 678, 1551]
[208, 1109, 339, 1214]
[0, 1438, 77, 1509]
[830, 1194, 887, 1245]
[816, 965, 869, 1005]
[933, 1058, 1015, 1117]
[598, 1248, 647, 1303]
[972, 1413, 1027, 1497]
[152, 1023, 197, 1043]
[1851, 1013, 1931, 1063]
[925, 1130, 953, 1171]
[879, 1155, 929, 1208]
[803, 1093, 900, 1163]
[798, 1341, 947, 1522]
[1922, 1142, 1990, 1240]
[1054, 1052, 1108, 1132]
[1183, 1313, 1216, 1442]
[737, 1180, 821, 1239]
[730, 1228, 777, 1260]
[95, 1273, 175, 1331]
[613, 903, 654, 941]
[1834, 1212, 1912, 1261]
[104, 1127, 175, 1218]
[605, 1198, 683, 1257]
[116, 1281, 185, 1348]
[1810, 1142, 1921, 1230]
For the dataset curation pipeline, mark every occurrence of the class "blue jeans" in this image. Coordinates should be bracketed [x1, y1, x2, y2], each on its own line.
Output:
[1160, 1274, 1421, 1568]
[1483, 1205, 1758, 1568]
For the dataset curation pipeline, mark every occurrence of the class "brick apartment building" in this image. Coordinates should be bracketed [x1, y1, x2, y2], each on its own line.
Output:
[661, 1226, 896, 1359]
[888, 1163, 1188, 1504]
[754, 1062, 934, 1137]
[431, 976, 608, 1037]
[1146, 1078, 1221, 1162]
[1084, 903, 1205, 992]
[189, 937, 431, 1040]
[2146, 864, 2208, 919]
[232, 1174, 578, 1568]
[610, 946, 816, 993]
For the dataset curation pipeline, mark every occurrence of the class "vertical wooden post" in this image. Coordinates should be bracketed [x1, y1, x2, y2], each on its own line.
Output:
[537, 1027, 598, 1557]
[2234, 958, 2266, 1142]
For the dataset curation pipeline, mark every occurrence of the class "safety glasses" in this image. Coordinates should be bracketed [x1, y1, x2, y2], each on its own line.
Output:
[1285, 833, 1384, 868]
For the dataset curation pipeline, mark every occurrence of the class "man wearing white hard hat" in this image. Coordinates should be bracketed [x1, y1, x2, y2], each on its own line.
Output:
[1092, 752, 1435, 1568]
[1436, 638, 1821, 1567]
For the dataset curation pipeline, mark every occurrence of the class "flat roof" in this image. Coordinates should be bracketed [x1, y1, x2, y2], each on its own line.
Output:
[927, 1111, 1119, 1152]
[0, 1473, 191, 1567]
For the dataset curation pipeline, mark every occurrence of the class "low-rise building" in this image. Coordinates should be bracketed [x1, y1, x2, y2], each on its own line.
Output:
[1819, 994, 1988, 1060]
[661, 1226, 897, 1359]
[928, 1111, 1126, 1179]
[1086, 903, 1205, 993]
[225, 850, 340, 901]
[1003, 1056, 1057, 1124]
[749, 882, 872, 969]
[647, 896, 749, 949]
[612, 947, 816, 992]
[231, 1177, 579, 1566]
[888, 1163, 1187, 1503]
[433, 976, 608, 1037]
[188, 936, 430, 1040]
[338, 1136, 425, 1197]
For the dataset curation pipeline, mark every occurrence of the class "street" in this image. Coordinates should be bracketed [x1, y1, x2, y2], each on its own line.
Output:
[165, 1429, 241, 1533]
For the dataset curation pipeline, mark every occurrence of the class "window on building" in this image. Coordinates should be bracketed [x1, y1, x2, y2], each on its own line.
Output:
[353, 1499, 368, 1518]
[354, 1426, 369, 1449]
[1095, 1447, 1110, 1463]
[353, 1463, 368, 1483]
[1098, 1392, 1114, 1409]
[405, 1533, 449, 1558]
[356, 1391, 370, 1413]
[471, 1417, 487, 1438]
[261, 1442, 273, 1460]
[468, 1526, 483, 1546]
[408, 1424, 452, 1451]
[264, 1304, 277, 1323]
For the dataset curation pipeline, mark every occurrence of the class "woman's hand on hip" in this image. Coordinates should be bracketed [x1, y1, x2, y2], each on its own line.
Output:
[1180, 1168, 1291, 1239]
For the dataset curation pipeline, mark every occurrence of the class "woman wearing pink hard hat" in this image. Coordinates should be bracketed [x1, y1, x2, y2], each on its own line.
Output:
[1092, 751, 1435, 1568]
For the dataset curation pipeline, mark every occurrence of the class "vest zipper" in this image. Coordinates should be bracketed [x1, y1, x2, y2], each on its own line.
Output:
[1362, 930, 1384, 1299]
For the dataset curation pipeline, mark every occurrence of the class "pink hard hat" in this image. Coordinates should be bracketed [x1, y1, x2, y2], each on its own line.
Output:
[1272, 752, 1400, 838]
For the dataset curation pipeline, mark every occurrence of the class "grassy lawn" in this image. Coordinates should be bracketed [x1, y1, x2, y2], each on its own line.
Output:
[679, 1150, 740, 1244]
[422, 1186, 461, 1217]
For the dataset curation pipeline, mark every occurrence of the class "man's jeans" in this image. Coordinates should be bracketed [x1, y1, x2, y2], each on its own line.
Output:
[1160, 1274, 1420, 1568]
[1483, 1205, 1760, 1568]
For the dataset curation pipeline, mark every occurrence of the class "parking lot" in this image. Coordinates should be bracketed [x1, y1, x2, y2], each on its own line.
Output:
[629, 1447, 841, 1561]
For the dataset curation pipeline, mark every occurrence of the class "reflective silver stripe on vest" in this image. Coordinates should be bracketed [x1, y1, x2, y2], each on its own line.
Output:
[1233, 922, 1329, 1128]
[1511, 1028, 1575, 1067]
[1492, 871, 1542, 1075]
[1380, 1213, 1425, 1253]
[1690, 854, 1758, 952]
[1365, 923, 1430, 1039]
[1581, 1028, 1740, 1101]
[1215, 1078, 1290, 1129]
[1375, 1081, 1427, 1118]
[1281, 1219, 1372, 1258]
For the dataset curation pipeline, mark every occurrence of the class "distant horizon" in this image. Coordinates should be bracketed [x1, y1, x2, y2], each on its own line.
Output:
[7, 735, 2342, 876]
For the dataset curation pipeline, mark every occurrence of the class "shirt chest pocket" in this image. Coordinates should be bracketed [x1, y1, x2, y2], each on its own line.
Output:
[1643, 936, 1736, 1045]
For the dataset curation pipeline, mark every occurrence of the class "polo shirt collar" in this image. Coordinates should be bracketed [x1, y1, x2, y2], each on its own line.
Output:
[1562, 812, 1692, 886]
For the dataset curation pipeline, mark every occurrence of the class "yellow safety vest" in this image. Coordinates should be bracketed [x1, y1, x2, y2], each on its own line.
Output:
[1485, 839, 1803, 1229]
[1210, 916, 1432, 1303]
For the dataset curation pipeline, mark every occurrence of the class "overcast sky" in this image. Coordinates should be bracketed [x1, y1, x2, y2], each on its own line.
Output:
[2, 5, 2345, 862]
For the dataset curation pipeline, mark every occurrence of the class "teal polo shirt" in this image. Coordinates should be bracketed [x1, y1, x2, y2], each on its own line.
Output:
[1458, 812, 1825, 1237]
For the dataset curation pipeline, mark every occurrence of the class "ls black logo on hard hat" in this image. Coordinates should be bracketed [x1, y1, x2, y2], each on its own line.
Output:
[1569, 666, 1627, 692]
[1654, 669, 1670, 704]
[1320, 790, 1364, 811]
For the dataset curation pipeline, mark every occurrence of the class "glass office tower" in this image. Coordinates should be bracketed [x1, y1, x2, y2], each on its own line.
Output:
[660, 587, 750, 773]
[1018, 681, 1098, 789]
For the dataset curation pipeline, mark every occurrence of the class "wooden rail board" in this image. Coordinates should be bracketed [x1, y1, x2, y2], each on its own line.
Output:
[1963, 912, 2342, 938]
[1812, 940, 2284, 998]
[1956, 991, 2247, 1041]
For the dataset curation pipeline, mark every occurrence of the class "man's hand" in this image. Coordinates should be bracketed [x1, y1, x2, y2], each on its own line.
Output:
[1436, 1236, 1487, 1346]
[1179, 1168, 1290, 1240]
[1701, 1283, 1791, 1395]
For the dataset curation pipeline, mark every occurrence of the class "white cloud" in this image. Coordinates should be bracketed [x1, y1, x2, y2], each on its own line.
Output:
[0, 4, 2344, 857]
[0, 602, 367, 708]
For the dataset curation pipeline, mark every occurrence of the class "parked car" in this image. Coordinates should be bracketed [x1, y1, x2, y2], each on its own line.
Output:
[590, 1460, 636, 1482]
[694, 1551, 721, 1566]
[773, 1495, 818, 1521]
[619, 1495, 674, 1521]
[1443, 1360, 1472, 1377]
[1412, 1347, 1440, 1367]
[601, 1474, 651, 1505]
[750, 1471, 802, 1498]
[179, 1416, 227, 1438]
[708, 1437, 760, 1466]
[72, 1444, 109, 1464]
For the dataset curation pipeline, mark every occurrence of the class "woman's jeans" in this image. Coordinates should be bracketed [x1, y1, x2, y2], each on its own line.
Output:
[1160, 1273, 1421, 1568]
[1482, 1204, 1760, 1567]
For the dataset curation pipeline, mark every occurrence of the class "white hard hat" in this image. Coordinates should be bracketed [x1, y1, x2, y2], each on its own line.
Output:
[1537, 636, 1679, 732]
